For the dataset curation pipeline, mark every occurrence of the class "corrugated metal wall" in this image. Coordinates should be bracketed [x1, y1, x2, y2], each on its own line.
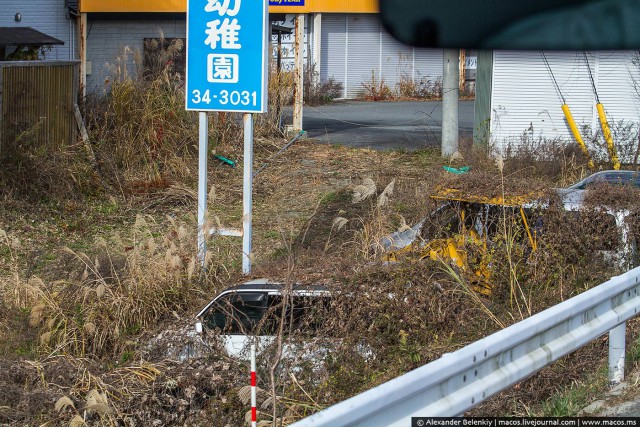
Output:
[381, 31, 413, 89]
[320, 14, 443, 99]
[597, 52, 640, 124]
[414, 49, 443, 86]
[490, 50, 640, 160]
[0, 62, 78, 153]
[346, 14, 379, 98]
[320, 14, 347, 97]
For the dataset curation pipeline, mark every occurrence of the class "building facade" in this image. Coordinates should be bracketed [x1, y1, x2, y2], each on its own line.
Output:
[0, 0, 77, 60]
[77, 0, 446, 98]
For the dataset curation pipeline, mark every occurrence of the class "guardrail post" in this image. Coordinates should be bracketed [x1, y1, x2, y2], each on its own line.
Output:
[608, 322, 626, 386]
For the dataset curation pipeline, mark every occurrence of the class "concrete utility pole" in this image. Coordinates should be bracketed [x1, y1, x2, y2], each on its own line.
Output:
[292, 14, 305, 133]
[312, 13, 322, 86]
[442, 49, 460, 157]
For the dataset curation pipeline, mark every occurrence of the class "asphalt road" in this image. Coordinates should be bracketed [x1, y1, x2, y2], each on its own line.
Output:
[295, 100, 475, 151]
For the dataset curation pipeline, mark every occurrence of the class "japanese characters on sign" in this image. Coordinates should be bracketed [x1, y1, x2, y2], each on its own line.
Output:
[186, 0, 268, 112]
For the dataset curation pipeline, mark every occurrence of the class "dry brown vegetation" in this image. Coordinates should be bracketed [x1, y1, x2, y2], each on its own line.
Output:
[2, 50, 640, 425]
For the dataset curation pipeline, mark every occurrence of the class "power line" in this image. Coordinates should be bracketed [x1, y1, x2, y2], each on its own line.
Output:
[541, 51, 566, 105]
[583, 51, 600, 103]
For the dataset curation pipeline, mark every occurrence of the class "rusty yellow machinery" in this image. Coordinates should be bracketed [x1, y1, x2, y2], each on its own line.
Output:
[541, 52, 595, 169]
[561, 103, 595, 170]
[384, 190, 539, 295]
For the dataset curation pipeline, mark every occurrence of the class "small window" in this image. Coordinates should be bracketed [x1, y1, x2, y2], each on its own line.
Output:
[203, 290, 332, 336]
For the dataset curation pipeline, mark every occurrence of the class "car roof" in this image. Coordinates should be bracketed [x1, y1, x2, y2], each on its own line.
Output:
[567, 170, 640, 190]
[430, 187, 541, 207]
[196, 280, 331, 319]
[223, 280, 330, 293]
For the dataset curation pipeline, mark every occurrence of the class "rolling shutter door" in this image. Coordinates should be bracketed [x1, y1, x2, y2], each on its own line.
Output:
[320, 14, 347, 98]
[490, 51, 594, 152]
[597, 52, 640, 122]
[414, 48, 444, 91]
[381, 31, 413, 95]
[320, 14, 444, 99]
[597, 51, 640, 163]
[346, 14, 380, 99]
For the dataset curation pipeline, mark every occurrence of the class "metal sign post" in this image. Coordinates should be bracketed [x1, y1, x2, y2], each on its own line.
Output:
[186, 0, 269, 272]
[197, 112, 209, 265]
[242, 113, 253, 274]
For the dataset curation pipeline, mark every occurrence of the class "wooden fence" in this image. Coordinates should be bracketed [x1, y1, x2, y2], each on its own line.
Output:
[0, 61, 79, 154]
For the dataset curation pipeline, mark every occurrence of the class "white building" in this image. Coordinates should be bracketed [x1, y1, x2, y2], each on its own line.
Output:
[489, 51, 640, 158]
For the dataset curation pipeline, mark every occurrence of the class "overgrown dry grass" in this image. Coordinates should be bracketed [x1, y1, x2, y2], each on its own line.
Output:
[23, 215, 215, 359]
[1, 47, 640, 425]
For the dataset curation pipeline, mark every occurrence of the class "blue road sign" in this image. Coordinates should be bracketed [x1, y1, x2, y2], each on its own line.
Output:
[186, 0, 268, 113]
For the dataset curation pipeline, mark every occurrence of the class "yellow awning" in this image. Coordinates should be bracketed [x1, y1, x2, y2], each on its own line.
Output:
[80, 0, 379, 14]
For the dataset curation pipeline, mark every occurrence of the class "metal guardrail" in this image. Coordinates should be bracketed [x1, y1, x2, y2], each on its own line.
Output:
[291, 266, 640, 426]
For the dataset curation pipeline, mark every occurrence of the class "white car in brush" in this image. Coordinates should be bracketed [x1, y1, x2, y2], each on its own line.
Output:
[195, 279, 333, 360]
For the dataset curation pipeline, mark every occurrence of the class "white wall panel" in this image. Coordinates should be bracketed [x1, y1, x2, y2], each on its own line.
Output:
[491, 50, 640, 161]
[491, 51, 594, 151]
[345, 14, 380, 99]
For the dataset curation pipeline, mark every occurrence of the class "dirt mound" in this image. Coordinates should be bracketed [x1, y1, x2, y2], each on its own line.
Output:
[0, 354, 249, 427]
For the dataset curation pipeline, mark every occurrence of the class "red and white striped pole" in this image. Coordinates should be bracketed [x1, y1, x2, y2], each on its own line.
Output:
[251, 342, 257, 427]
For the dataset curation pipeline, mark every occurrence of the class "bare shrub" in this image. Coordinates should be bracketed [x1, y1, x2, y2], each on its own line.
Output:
[360, 71, 393, 101]
[0, 121, 100, 199]
[581, 119, 640, 168]
[305, 64, 344, 105]
[397, 74, 443, 99]
[495, 133, 592, 184]
[85, 71, 200, 191]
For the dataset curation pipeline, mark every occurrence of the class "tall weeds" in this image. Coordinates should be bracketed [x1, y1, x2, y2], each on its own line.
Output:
[25, 216, 210, 358]
[85, 70, 199, 191]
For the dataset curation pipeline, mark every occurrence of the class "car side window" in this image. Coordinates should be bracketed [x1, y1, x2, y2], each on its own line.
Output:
[204, 292, 268, 335]
[203, 291, 332, 336]
[259, 294, 283, 335]
[288, 295, 331, 335]
[422, 202, 460, 240]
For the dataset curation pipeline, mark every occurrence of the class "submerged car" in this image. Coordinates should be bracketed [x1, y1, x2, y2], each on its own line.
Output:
[380, 171, 639, 293]
[195, 280, 332, 359]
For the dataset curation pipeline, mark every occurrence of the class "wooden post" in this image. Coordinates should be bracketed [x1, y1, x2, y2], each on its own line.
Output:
[78, 12, 87, 99]
[459, 49, 466, 95]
